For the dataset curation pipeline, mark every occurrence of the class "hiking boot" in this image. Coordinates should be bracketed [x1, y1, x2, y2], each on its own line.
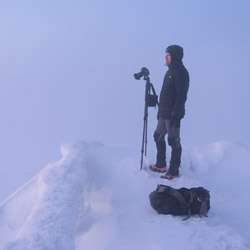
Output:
[150, 165, 167, 173]
[160, 168, 180, 179]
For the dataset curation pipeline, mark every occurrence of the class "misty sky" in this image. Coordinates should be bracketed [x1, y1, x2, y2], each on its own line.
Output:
[1, 0, 250, 202]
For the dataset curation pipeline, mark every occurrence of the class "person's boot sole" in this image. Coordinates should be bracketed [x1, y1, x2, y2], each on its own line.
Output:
[150, 165, 166, 173]
[160, 173, 180, 180]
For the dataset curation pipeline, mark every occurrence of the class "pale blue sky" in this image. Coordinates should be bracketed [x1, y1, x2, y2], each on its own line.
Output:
[1, 0, 250, 201]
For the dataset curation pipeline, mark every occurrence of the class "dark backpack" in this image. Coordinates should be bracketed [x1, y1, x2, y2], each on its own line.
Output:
[149, 185, 210, 220]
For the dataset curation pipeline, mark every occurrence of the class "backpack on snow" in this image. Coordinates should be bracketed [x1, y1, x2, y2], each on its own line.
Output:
[149, 185, 210, 220]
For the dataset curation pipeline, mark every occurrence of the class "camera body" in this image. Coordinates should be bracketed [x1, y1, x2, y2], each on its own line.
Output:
[134, 67, 150, 80]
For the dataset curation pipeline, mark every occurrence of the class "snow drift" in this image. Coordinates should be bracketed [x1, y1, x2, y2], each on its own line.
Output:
[0, 140, 250, 250]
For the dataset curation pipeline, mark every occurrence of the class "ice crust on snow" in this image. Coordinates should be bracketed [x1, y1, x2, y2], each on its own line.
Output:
[0, 140, 250, 250]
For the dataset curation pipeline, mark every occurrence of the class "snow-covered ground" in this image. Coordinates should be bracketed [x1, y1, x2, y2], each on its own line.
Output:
[0, 140, 250, 250]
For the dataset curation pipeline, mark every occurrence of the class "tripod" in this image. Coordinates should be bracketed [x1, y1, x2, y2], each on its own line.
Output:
[140, 75, 158, 170]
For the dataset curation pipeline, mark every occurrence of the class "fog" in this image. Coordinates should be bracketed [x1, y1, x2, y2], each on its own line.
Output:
[1, 0, 250, 202]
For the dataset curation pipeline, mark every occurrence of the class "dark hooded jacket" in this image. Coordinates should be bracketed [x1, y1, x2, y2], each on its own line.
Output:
[158, 45, 189, 120]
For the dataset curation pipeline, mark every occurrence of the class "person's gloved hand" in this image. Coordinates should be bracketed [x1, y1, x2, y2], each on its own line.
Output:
[157, 112, 160, 120]
[170, 116, 181, 128]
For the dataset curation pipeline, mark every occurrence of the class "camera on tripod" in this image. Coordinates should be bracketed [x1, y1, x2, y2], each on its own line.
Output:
[134, 67, 158, 108]
[134, 67, 150, 80]
[133, 67, 158, 170]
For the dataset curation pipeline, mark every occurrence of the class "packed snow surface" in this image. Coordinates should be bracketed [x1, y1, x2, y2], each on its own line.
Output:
[0, 140, 250, 250]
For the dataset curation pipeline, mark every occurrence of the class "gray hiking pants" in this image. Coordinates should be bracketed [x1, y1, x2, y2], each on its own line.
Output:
[154, 118, 182, 169]
[155, 118, 181, 143]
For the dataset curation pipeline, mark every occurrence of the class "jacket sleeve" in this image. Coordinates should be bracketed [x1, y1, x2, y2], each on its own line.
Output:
[171, 69, 189, 119]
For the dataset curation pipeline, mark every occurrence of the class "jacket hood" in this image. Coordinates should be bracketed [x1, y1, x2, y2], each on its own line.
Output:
[166, 45, 184, 62]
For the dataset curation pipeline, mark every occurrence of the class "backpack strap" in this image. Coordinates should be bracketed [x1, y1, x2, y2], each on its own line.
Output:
[167, 189, 193, 221]
[168, 189, 196, 221]
[168, 189, 187, 206]
[196, 188, 210, 217]
[156, 184, 170, 193]
[199, 198, 209, 217]
[157, 185, 188, 206]
[183, 191, 195, 221]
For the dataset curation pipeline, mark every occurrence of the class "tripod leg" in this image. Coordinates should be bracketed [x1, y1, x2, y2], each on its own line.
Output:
[140, 118, 147, 170]
[145, 115, 148, 156]
[140, 80, 150, 170]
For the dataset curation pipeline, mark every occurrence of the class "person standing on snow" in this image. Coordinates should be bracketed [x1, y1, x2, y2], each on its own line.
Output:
[150, 45, 189, 179]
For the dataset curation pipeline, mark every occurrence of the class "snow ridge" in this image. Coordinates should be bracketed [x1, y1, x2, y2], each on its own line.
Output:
[2, 142, 90, 250]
